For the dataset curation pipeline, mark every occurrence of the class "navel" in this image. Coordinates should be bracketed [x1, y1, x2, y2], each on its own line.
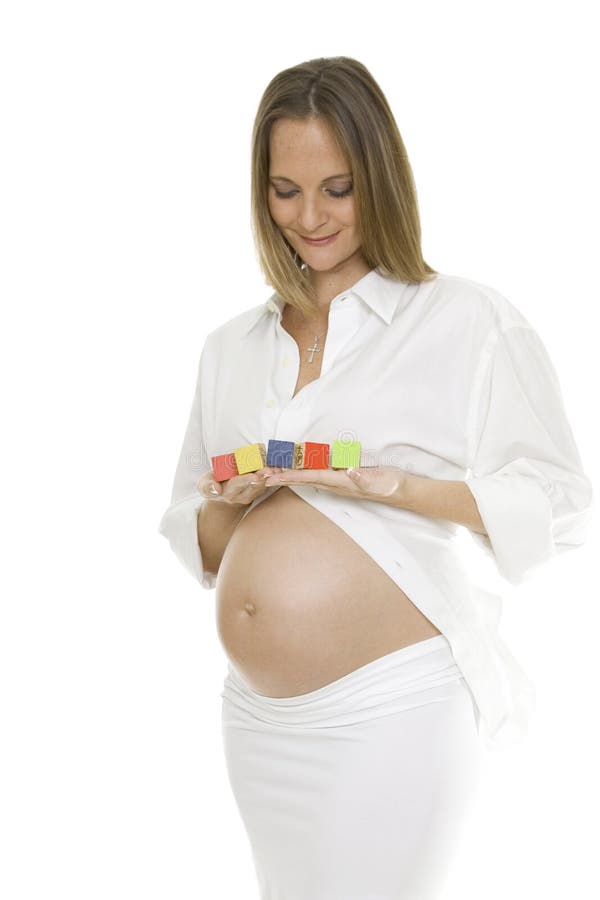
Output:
[243, 601, 257, 616]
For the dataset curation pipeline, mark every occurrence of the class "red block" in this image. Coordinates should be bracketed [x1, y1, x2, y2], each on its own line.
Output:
[211, 452, 239, 482]
[301, 442, 329, 469]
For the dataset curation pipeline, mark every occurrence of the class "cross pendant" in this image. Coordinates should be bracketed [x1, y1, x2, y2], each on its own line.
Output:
[307, 336, 321, 364]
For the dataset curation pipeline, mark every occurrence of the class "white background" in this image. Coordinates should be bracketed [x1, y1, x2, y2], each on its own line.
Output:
[1, 1, 598, 897]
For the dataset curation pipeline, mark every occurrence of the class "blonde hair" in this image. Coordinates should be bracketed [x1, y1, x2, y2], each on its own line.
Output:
[250, 55, 438, 319]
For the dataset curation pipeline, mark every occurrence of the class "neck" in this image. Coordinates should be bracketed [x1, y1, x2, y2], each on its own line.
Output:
[306, 255, 372, 310]
[284, 305, 329, 335]
[283, 256, 372, 334]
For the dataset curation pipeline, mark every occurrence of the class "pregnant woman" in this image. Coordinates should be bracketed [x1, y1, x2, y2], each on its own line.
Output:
[158, 56, 593, 899]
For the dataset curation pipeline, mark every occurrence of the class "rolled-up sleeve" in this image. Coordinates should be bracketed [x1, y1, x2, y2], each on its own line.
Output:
[157, 343, 217, 589]
[464, 324, 593, 586]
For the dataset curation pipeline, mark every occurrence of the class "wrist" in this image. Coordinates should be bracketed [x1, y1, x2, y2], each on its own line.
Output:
[384, 471, 416, 509]
[204, 498, 248, 517]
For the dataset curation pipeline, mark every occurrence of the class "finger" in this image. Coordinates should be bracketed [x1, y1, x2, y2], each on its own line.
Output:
[248, 466, 286, 484]
[199, 479, 220, 497]
[266, 468, 333, 485]
[237, 472, 273, 490]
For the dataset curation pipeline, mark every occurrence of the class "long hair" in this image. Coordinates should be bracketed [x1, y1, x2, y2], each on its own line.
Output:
[250, 56, 438, 318]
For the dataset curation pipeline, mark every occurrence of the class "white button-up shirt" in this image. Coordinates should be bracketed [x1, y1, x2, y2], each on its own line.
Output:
[158, 266, 593, 751]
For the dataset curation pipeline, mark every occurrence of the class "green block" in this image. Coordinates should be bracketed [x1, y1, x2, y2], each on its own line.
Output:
[331, 439, 361, 469]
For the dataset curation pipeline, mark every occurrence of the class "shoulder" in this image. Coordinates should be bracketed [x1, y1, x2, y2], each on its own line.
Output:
[432, 272, 533, 333]
[203, 301, 268, 351]
[193, 302, 268, 379]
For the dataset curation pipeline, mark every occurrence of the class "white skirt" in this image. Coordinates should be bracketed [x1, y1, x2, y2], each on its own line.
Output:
[220, 634, 483, 900]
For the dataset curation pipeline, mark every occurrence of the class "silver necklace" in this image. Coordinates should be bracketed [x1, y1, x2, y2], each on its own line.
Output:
[305, 330, 327, 363]
[284, 308, 328, 363]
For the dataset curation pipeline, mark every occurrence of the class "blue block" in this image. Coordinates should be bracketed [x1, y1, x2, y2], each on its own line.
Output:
[266, 439, 295, 468]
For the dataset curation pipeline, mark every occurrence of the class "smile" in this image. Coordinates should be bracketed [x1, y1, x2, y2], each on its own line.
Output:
[300, 231, 340, 246]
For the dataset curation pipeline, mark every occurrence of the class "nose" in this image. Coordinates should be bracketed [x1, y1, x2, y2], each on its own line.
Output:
[296, 194, 329, 233]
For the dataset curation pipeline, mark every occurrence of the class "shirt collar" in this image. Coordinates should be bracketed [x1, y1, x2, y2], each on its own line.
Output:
[241, 266, 414, 337]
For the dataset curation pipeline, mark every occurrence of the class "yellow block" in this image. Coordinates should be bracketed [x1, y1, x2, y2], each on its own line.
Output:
[234, 442, 267, 474]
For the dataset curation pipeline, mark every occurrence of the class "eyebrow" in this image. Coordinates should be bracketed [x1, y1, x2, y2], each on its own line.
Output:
[268, 172, 352, 185]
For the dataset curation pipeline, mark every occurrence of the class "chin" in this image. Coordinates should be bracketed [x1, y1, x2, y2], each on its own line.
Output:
[308, 248, 359, 270]
[299, 239, 356, 262]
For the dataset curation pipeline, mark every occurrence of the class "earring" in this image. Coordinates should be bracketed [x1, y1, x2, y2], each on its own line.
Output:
[292, 249, 308, 272]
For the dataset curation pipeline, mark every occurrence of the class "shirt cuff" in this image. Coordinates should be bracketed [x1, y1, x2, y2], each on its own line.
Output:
[158, 492, 217, 590]
[464, 467, 555, 586]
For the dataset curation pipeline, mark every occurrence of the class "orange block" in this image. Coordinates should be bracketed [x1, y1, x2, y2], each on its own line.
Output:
[293, 441, 330, 469]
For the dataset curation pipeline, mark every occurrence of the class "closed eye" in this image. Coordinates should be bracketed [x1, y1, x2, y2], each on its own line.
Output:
[273, 186, 353, 199]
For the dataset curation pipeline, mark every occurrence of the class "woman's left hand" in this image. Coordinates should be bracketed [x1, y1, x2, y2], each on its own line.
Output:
[263, 465, 412, 505]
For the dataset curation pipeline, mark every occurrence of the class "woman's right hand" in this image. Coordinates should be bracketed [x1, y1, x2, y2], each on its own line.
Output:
[196, 467, 285, 507]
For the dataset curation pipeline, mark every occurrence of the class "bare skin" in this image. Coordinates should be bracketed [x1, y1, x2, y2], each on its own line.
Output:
[215, 485, 441, 698]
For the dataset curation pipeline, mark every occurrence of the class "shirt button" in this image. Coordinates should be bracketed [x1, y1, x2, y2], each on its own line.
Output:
[266, 399, 277, 408]
[282, 357, 290, 367]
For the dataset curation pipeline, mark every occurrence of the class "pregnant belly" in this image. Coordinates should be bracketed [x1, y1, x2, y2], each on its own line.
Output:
[215, 486, 441, 697]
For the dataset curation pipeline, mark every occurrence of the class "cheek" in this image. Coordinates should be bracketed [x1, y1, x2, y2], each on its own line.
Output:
[268, 197, 289, 228]
[341, 198, 357, 225]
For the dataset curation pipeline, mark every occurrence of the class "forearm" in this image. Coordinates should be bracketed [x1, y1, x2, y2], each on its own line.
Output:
[197, 500, 247, 577]
[391, 473, 488, 535]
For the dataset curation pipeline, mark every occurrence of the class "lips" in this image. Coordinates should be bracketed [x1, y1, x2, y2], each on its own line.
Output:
[300, 231, 340, 245]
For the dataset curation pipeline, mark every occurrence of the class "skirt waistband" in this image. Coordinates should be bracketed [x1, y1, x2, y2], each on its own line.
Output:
[220, 634, 466, 728]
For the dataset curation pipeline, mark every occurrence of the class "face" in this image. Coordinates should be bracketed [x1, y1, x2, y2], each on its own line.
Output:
[267, 117, 367, 278]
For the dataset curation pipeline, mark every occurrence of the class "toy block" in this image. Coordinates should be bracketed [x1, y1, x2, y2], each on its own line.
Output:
[293, 441, 330, 469]
[234, 442, 267, 474]
[266, 439, 295, 468]
[211, 452, 239, 482]
[331, 439, 361, 469]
